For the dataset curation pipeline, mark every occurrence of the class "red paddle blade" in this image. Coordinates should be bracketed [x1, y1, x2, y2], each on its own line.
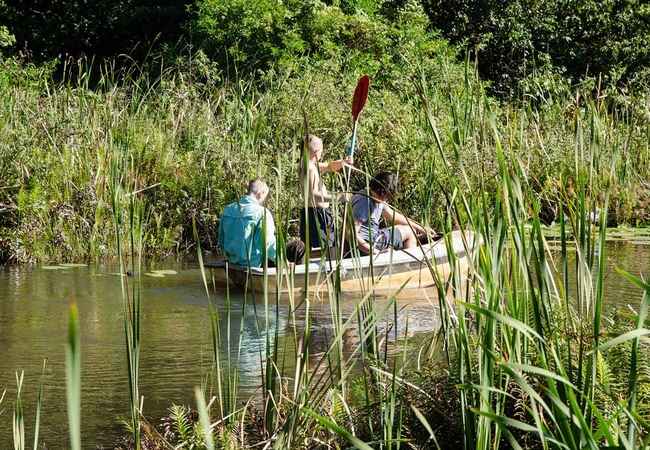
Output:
[352, 75, 370, 121]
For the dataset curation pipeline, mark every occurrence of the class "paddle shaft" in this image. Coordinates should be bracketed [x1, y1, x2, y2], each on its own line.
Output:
[340, 76, 368, 253]
[348, 120, 359, 158]
[344, 119, 359, 192]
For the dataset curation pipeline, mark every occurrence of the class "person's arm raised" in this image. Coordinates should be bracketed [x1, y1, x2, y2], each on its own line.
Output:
[319, 155, 353, 173]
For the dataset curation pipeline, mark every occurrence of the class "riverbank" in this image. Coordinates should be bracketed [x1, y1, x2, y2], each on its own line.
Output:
[2, 53, 650, 265]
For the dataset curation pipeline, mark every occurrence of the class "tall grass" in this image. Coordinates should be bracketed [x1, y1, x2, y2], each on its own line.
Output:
[4, 49, 650, 449]
[179, 62, 650, 449]
[1, 47, 645, 266]
[11, 360, 48, 450]
[404, 65, 650, 448]
[66, 302, 81, 450]
[12, 371, 24, 450]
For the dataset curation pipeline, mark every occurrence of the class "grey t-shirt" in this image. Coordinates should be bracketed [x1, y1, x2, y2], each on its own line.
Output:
[351, 188, 388, 242]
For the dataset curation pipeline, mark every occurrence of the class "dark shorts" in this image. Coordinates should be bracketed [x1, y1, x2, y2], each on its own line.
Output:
[269, 240, 306, 266]
[300, 207, 337, 249]
[373, 227, 404, 250]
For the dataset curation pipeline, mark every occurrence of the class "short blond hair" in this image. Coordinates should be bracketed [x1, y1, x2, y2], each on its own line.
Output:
[306, 135, 322, 154]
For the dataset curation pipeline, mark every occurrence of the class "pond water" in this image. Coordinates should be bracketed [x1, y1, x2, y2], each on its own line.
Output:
[1, 233, 650, 448]
[0, 257, 443, 448]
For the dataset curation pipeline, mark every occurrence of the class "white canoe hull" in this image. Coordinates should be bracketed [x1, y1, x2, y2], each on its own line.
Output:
[204, 230, 476, 294]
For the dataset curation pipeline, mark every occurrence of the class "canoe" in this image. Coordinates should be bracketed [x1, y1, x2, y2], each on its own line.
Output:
[204, 230, 477, 294]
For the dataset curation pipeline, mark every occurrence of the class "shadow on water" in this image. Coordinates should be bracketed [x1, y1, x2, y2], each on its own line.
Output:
[1, 236, 650, 447]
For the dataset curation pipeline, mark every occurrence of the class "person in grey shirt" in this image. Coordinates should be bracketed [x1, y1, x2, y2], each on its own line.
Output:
[350, 172, 438, 256]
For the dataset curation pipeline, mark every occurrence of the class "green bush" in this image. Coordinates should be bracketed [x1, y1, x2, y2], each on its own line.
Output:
[423, 0, 650, 94]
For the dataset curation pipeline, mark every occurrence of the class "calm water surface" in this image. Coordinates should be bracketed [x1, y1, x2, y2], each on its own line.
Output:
[0, 257, 440, 448]
[0, 259, 215, 448]
[1, 237, 650, 448]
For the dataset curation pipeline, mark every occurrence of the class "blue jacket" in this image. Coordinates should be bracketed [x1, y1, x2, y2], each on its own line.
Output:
[218, 195, 276, 267]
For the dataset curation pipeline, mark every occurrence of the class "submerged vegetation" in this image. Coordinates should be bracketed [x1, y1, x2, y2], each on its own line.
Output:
[2, 0, 650, 448]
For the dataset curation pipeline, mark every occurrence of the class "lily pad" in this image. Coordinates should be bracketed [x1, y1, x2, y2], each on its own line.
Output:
[144, 272, 165, 278]
[59, 263, 88, 267]
[42, 265, 66, 270]
[150, 269, 177, 275]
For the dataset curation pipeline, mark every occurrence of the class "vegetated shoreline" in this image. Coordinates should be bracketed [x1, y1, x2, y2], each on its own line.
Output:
[2, 51, 650, 266]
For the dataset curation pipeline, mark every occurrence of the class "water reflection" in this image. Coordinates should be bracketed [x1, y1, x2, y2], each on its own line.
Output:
[0, 261, 212, 448]
[1, 238, 649, 448]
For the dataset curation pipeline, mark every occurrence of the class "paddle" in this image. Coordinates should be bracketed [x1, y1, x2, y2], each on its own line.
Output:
[340, 75, 369, 254]
[348, 75, 370, 165]
[344, 75, 369, 195]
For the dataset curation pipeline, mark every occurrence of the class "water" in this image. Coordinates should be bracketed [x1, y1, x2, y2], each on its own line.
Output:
[0, 257, 441, 448]
[1, 236, 650, 449]
[0, 260, 213, 449]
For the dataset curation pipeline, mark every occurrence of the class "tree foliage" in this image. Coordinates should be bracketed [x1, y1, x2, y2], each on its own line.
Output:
[0, 25, 15, 50]
[0, 0, 191, 62]
[192, 0, 442, 82]
[2, 0, 650, 93]
[423, 0, 650, 94]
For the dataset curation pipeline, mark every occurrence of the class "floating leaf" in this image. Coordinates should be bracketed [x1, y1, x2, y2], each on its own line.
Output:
[144, 272, 165, 278]
[42, 266, 66, 270]
[150, 270, 177, 275]
[60, 263, 88, 268]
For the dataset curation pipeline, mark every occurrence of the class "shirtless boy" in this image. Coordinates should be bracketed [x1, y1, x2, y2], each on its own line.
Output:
[299, 135, 353, 250]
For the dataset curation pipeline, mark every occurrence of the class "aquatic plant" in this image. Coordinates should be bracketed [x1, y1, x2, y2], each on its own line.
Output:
[395, 65, 650, 448]
[109, 140, 145, 449]
[3, 44, 650, 265]
[66, 302, 81, 450]
[10, 360, 48, 450]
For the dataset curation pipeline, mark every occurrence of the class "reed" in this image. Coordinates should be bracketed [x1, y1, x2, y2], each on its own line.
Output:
[65, 302, 80, 450]
[109, 137, 145, 449]
[12, 371, 24, 450]
[9, 359, 54, 450]
[400, 65, 650, 449]
[4, 49, 650, 265]
[7, 346, 48, 449]
[32, 359, 46, 450]
[194, 387, 215, 450]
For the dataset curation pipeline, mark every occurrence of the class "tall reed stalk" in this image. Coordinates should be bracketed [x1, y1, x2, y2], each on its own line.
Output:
[109, 139, 144, 449]
[12, 372, 24, 450]
[66, 302, 81, 450]
[11, 356, 48, 448]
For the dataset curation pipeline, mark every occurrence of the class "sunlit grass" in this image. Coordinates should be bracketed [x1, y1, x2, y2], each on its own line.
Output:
[109, 141, 144, 449]
[4, 49, 650, 265]
[405, 69, 650, 449]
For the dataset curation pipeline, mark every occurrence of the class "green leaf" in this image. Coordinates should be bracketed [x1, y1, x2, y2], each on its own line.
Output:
[301, 407, 374, 450]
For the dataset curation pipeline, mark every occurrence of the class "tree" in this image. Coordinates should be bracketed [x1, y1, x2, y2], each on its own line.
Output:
[0, 0, 191, 62]
[422, 0, 650, 94]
